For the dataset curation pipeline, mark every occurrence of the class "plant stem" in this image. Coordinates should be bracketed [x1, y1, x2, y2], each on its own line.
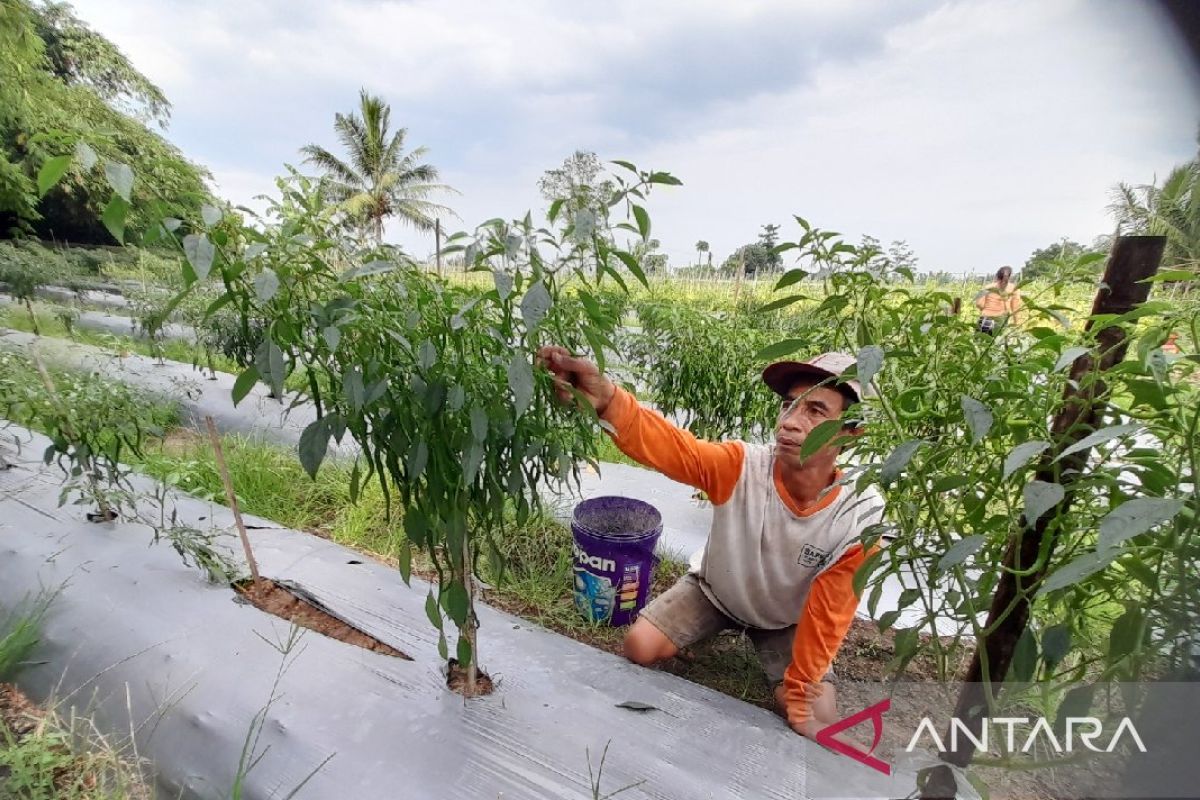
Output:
[24, 297, 39, 336]
[204, 415, 260, 582]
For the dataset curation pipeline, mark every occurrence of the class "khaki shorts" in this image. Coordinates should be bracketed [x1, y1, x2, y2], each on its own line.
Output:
[638, 574, 835, 686]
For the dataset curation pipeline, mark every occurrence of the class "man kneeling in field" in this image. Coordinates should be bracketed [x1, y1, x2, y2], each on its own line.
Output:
[539, 346, 887, 740]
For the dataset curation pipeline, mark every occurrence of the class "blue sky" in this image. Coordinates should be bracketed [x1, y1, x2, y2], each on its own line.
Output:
[71, 0, 1200, 273]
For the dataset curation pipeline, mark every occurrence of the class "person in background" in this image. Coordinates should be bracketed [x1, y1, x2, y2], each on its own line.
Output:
[537, 346, 888, 744]
[974, 265, 1023, 334]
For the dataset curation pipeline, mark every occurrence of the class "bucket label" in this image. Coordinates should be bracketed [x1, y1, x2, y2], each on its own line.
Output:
[573, 542, 616, 573]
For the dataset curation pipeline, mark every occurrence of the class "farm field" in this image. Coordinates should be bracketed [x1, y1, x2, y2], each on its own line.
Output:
[3, 1, 1200, 798]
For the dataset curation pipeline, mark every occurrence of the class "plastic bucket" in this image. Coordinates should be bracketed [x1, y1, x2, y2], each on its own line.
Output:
[571, 496, 663, 627]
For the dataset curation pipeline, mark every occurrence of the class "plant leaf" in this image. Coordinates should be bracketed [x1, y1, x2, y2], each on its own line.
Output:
[470, 406, 488, 442]
[632, 204, 650, 239]
[443, 582, 469, 626]
[343, 367, 365, 410]
[1054, 346, 1090, 372]
[856, 345, 884, 387]
[1003, 440, 1050, 480]
[104, 162, 134, 201]
[520, 281, 552, 330]
[183, 234, 216, 280]
[101, 196, 129, 243]
[507, 353, 534, 417]
[1022, 480, 1064, 527]
[493, 270, 513, 301]
[1011, 628, 1038, 682]
[424, 591, 443, 629]
[74, 140, 97, 171]
[298, 419, 330, 479]
[254, 268, 279, 302]
[1041, 624, 1071, 667]
[881, 440, 923, 486]
[1037, 551, 1115, 595]
[322, 326, 340, 351]
[232, 366, 259, 406]
[756, 338, 806, 361]
[938, 535, 985, 571]
[201, 204, 222, 227]
[1055, 423, 1140, 462]
[37, 155, 72, 196]
[1097, 498, 1184, 550]
[960, 396, 993, 443]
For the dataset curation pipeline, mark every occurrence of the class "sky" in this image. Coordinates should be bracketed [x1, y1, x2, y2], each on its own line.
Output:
[70, 0, 1200, 274]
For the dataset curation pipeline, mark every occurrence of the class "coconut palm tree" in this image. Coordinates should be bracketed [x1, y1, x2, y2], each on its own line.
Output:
[695, 240, 709, 269]
[1109, 144, 1199, 274]
[301, 89, 454, 245]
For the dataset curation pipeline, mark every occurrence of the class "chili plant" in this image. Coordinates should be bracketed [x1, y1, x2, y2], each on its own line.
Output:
[160, 161, 679, 692]
[762, 219, 1197, 786]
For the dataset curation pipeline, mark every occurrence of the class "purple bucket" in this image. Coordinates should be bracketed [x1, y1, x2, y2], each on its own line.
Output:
[571, 496, 663, 627]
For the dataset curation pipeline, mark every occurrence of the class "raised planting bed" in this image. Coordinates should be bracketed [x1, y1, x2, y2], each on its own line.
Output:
[0, 422, 915, 799]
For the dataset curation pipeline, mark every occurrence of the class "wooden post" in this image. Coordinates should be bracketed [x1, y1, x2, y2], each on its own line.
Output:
[922, 236, 1166, 798]
[435, 218, 443, 277]
[205, 416, 260, 583]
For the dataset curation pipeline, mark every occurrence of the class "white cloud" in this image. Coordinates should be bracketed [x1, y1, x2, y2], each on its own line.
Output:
[71, 0, 1199, 272]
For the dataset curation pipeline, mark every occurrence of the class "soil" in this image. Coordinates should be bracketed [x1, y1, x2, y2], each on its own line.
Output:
[234, 578, 409, 659]
[445, 659, 495, 697]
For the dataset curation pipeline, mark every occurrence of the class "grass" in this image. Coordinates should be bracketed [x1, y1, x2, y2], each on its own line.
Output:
[1, 598, 152, 800]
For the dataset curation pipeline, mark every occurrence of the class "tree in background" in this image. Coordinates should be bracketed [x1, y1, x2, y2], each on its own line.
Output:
[721, 243, 772, 277]
[538, 150, 616, 224]
[1110, 138, 1199, 276]
[301, 89, 454, 246]
[757, 223, 782, 271]
[631, 237, 668, 275]
[694, 239, 709, 268]
[0, 0, 211, 242]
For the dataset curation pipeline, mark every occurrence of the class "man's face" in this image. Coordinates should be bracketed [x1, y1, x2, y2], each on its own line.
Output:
[773, 380, 853, 465]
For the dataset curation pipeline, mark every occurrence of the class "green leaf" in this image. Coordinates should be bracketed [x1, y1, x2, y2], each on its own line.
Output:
[493, 270, 513, 301]
[267, 339, 285, 397]
[507, 353, 534, 417]
[74, 140, 97, 171]
[799, 419, 845, 458]
[611, 159, 638, 173]
[756, 339, 806, 361]
[932, 474, 971, 493]
[938, 535, 985, 571]
[1054, 685, 1095, 734]
[520, 281, 552, 330]
[37, 155, 72, 196]
[408, 440, 428, 478]
[856, 345, 884, 387]
[442, 582, 469, 626]
[322, 326, 340, 351]
[632, 204, 650, 239]
[418, 340, 437, 370]
[1055, 423, 1140, 462]
[1037, 551, 1115, 596]
[470, 406, 488, 442]
[244, 243, 268, 260]
[876, 610, 901, 631]
[405, 509, 428, 548]
[1011, 628, 1038, 682]
[104, 162, 134, 201]
[457, 636, 473, 667]
[647, 171, 683, 186]
[548, 198, 564, 223]
[298, 419, 331, 479]
[1041, 624, 1071, 667]
[756, 294, 808, 313]
[437, 632, 449, 660]
[1003, 440, 1050, 480]
[960, 396, 993, 444]
[343, 367, 365, 410]
[1022, 480, 1064, 527]
[232, 366, 259, 406]
[101, 196, 129, 243]
[881, 440, 923, 486]
[201, 204, 222, 227]
[397, 539, 412, 585]
[1097, 498, 1184, 550]
[774, 268, 810, 291]
[1143, 268, 1196, 283]
[1054, 346, 1090, 372]
[254, 269, 280, 302]
[183, 234, 216, 280]
[1108, 607, 1143, 660]
[614, 250, 649, 289]
[365, 379, 388, 406]
[425, 591, 443, 629]
[852, 548, 884, 597]
[339, 260, 396, 282]
[463, 440, 484, 484]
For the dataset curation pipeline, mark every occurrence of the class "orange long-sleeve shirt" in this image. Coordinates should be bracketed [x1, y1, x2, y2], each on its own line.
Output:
[601, 388, 873, 726]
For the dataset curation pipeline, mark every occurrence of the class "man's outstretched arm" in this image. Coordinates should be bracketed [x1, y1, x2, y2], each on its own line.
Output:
[538, 346, 743, 505]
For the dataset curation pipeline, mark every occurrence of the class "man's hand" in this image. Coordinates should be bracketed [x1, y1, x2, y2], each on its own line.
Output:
[535, 346, 616, 415]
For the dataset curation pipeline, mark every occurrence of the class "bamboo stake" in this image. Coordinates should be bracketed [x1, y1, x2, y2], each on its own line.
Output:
[204, 416, 260, 582]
